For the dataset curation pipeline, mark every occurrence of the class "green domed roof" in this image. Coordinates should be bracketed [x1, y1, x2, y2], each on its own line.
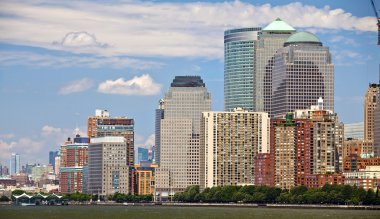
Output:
[262, 18, 296, 32]
[286, 31, 321, 44]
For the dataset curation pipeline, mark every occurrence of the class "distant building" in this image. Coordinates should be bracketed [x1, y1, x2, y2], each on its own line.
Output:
[88, 137, 129, 196]
[201, 108, 269, 188]
[2, 166, 9, 176]
[31, 164, 52, 182]
[155, 76, 211, 199]
[364, 83, 379, 141]
[59, 135, 89, 194]
[49, 151, 59, 170]
[344, 122, 364, 140]
[10, 153, 20, 175]
[271, 32, 334, 117]
[137, 147, 149, 164]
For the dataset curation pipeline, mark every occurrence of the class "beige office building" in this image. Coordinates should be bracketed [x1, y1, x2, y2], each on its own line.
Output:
[155, 76, 211, 199]
[88, 137, 129, 196]
[200, 108, 269, 189]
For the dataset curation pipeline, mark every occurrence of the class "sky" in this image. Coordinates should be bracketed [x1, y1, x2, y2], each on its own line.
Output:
[0, 0, 379, 166]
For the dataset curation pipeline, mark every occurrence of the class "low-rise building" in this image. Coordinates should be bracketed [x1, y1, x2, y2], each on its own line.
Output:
[344, 166, 380, 191]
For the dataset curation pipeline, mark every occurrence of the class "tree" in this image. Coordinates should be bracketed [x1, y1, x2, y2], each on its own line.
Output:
[0, 196, 10, 202]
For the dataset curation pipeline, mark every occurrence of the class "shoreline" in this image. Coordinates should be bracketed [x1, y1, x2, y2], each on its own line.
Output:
[2, 201, 380, 210]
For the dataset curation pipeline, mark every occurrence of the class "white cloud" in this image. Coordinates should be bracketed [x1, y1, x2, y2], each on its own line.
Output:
[98, 74, 162, 96]
[41, 125, 62, 136]
[0, 51, 162, 69]
[144, 134, 155, 147]
[55, 31, 108, 48]
[0, 0, 375, 59]
[331, 49, 372, 66]
[58, 78, 94, 95]
[0, 138, 44, 165]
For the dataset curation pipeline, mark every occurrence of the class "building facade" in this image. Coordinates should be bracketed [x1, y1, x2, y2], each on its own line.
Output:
[364, 83, 379, 141]
[271, 32, 334, 117]
[200, 108, 269, 188]
[59, 135, 88, 194]
[137, 147, 149, 164]
[375, 86, 380, 157]
[135, 163, 157, 195]
[154, 99, 165, 165]
[49, 151, 59, 170]
[87, 109, 134, 166]
[88, 137, 129, 196]
[256, 18, 296, 113]
[224, 27, 260, 111]
[344, 122, 364, 140]
[155, 76, 211, 199]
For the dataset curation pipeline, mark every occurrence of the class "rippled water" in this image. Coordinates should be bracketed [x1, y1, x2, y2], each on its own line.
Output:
[1, 205, 380, 219]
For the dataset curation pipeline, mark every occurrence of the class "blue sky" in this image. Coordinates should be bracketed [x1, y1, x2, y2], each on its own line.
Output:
[0, 0, 379, 166]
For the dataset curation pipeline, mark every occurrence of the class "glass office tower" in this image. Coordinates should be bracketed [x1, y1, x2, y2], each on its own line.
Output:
[224, 27, 261, 111]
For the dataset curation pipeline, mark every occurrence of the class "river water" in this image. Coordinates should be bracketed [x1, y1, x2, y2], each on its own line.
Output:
[1, 205, 380, 219]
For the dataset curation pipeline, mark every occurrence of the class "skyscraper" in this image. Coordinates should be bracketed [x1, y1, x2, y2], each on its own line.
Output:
[87, 109, 134, 166]
[271, 32, 334, 117]
[200, 108, 269, 189]
[154, 99, 165, 165]
[224, 27, 261, 111]
[137, 147, 149, 164]
[155, 76, 211, 200]
[256, 18, 296, 113]
[364, 83, 379, 141]
[10, 153, 20, 175]
[374, 70, 380, 157]
[344, 122, 364, 140]
[49, 151, 59, 170]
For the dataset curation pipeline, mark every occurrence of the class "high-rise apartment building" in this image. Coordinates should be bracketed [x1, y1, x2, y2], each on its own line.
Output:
[256, 18, 296, 113]
[272, 116, 297, 190]
[88, 137, 129, 196]
[88, 109, 134, 166]
[154, 99, 165, 165]
[271, 32, 334, 117]
[155, 76, 211, 199]
[200, 108, 269, 189]
[224, 27, 260, 111]
[59, 135, 88, 194]
[10, 153, 20, 176]
[294, 103, 344, 174]
[364, 83, 379, 141]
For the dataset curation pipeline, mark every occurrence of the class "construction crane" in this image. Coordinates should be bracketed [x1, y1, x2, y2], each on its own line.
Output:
[370, 0, 380, 45]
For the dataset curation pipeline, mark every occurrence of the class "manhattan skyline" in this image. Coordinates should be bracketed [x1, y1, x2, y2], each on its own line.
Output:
[0, 0, 379, 166]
